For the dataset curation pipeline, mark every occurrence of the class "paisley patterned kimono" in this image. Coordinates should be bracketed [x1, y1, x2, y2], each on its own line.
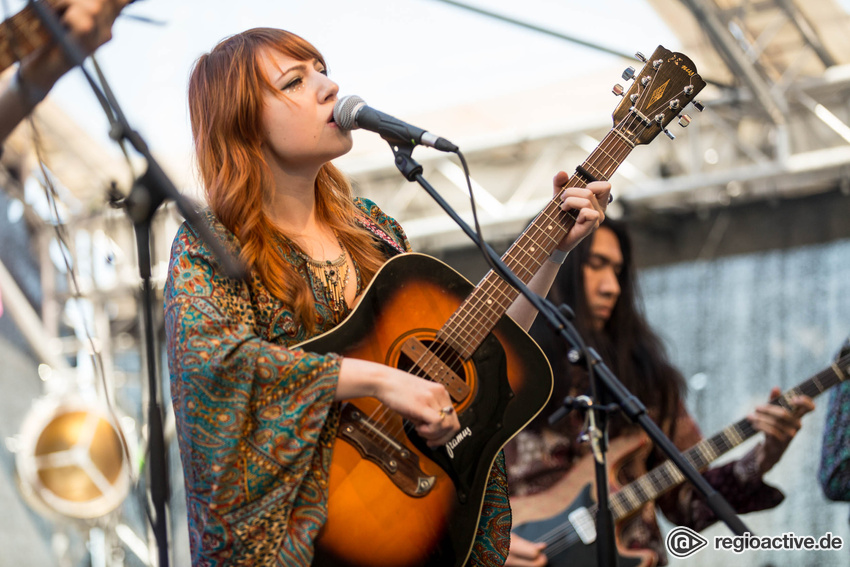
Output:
[164, 197, 511, 566]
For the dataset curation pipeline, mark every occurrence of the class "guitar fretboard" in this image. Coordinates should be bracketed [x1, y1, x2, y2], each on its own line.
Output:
[436, 130, 635, 359]
[0, 1, 54, 74]
[603, 352, 850, 521]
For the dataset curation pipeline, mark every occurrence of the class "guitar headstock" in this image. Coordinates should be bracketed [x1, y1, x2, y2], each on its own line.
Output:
[612, 45, 706, 145]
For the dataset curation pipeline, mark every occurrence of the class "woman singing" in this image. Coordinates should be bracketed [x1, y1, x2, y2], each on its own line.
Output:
[164, 27, 610, 566]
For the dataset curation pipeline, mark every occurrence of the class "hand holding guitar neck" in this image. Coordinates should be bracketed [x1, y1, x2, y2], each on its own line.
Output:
[748, 386, 815, 475]
[553, 175, 612, 253]
[0, 0, 130, 142]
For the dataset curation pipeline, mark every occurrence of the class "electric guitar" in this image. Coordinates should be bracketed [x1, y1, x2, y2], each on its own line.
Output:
[307, 46, 706, 567]
[512, 351, 850, 567]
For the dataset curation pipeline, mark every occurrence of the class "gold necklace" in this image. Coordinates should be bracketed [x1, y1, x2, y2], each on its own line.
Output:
[295, 236, 350, 314]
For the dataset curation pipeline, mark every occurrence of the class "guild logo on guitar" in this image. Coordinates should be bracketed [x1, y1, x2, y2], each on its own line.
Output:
[647, 79, 670, 107]
[446, 427, 472, 459]
[666, 526, 708, 558]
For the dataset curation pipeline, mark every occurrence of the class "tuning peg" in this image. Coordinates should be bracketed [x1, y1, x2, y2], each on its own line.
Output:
[693, 101, 705, 112]
[663, 128, 676, 140]
[612, 84, 625, 96]
[652, 59, 663, 69]
[622, 66, 636, 81]
[684, 85, 694, 96]
[669, 99, 680, 110]
[641, 76, 651, 86]
[678, 114, 692, 127]
[635, 51, 647, 62]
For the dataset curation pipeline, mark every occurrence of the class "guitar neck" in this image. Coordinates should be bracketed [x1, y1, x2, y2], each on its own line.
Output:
[605, 352, 850, 521]
[437, 129, 635, 359]
[0, 1, 55, 74]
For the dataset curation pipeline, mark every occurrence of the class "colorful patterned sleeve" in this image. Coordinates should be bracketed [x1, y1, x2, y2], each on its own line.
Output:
[653, 403, 784, 532]
[819, 381, 850, 501]
[164, 221, 342, 565]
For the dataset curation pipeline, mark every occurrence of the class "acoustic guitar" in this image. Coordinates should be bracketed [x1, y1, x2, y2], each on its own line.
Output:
[305, 45, 706, 567]
[511, 351, 850, 567]
[0, 0, 57, 74]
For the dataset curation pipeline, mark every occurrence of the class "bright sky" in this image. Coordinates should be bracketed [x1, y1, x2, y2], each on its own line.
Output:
[7, 0, 682, 183]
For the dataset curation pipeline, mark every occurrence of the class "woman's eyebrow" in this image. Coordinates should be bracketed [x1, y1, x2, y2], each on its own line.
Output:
[274, 63, 309, 83]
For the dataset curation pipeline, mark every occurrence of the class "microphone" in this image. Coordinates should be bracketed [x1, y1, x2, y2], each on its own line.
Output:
[333, 95, 458, 152]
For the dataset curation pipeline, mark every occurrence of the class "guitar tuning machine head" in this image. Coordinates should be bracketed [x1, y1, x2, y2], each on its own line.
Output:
[678, 114, 692, 127]
[652, 59, 663, 69]
[663, 128, 676, 140]
[622, 66, 636, 81]
[612, 84, 625, 96]
[635, 51, 647, 62]
[693, 100, 705, 112]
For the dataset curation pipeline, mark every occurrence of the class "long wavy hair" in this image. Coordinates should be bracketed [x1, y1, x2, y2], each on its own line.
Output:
[189, 28, 388, 330]
[528, 218, 685, 435]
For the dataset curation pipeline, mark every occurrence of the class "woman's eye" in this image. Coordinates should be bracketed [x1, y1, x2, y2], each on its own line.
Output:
[283, 77, 303, 92]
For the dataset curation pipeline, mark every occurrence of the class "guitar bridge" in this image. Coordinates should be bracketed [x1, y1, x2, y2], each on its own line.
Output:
[337, 403, 437, 497]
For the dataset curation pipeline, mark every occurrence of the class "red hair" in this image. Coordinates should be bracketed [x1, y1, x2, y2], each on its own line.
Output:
[189, 28, 387, 330]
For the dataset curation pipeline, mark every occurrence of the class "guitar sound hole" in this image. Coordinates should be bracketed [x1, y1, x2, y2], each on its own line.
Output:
[397, 340, 466, 384]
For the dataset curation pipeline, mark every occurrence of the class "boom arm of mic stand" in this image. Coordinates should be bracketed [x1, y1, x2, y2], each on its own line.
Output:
[389, 141, 751, 546]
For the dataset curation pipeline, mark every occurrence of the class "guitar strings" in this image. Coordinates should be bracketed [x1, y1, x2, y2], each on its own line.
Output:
[351, 74, 695, 476]
[363, 97, 661, 447]
[356, 96, 653, 452]
[361, 109, 647, 446]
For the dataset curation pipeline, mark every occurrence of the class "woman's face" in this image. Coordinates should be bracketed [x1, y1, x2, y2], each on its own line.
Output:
[258, 50, 353, 175]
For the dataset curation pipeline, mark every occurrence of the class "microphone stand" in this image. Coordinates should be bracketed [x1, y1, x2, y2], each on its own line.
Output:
[387, 142, 751, 564]
[29, 4, 247, 566]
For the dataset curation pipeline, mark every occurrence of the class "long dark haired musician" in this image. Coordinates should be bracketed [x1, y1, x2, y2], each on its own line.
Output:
[505, 218, 815, 566]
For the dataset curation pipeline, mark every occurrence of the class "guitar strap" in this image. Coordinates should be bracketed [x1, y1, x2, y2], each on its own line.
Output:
[354, 212, 407, 259]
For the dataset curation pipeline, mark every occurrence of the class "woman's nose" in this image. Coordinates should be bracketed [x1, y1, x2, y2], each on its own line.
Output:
[318, 73, 339, 103]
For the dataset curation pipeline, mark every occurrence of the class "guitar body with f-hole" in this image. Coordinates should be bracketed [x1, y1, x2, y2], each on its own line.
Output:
[310, 45, 707, 567]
